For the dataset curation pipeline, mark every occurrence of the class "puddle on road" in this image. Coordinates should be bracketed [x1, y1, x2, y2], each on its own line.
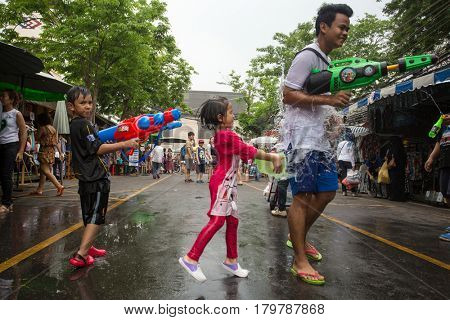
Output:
[130, 211, 158, 225]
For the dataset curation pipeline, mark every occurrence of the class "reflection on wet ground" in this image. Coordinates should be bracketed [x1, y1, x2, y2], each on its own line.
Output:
[0, 175, 449, 299]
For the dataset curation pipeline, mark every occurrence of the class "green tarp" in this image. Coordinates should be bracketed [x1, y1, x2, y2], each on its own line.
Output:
[0, 81, 65, 102]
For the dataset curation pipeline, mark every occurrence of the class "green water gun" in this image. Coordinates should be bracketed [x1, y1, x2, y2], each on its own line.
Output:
[428, 115, 444, 139]
[305, 54, 438, 94]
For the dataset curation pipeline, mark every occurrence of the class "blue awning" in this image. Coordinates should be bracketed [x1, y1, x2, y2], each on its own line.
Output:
[357, 97, 368, 107]
[395, 79, 413, 94]
[435, 68, 450, 83]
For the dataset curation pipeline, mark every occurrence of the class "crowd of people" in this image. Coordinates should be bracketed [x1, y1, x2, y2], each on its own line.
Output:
[107, 143, 179, 177]
[0, 90, 262, 198]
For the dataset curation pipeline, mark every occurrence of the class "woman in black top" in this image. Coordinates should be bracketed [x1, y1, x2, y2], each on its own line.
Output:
[386, 136, 407, 201]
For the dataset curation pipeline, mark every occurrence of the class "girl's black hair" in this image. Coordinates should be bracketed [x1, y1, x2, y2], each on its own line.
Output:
[198, 97, 230, 130]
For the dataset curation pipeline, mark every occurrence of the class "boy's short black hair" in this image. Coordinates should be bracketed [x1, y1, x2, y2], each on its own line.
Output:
[315, 3, 353, 36]
[188, 131, 195, 137]
[199, 97, 230, 130]
[66, 86, 91, 104]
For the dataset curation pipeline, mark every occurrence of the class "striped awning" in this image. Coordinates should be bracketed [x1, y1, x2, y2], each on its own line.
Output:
[342, 67, 450, 115]
[347, 126, 370, 137]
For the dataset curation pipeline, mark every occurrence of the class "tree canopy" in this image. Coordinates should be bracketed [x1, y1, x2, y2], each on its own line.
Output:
[0, 0, 194, 120]
[380, 0, 449, 56]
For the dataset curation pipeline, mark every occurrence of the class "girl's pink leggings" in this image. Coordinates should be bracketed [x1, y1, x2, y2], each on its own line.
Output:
[187, 214, 239, 261]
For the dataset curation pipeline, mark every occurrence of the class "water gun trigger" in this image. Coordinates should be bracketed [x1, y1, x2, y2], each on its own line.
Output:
[125, 135, 142, 156]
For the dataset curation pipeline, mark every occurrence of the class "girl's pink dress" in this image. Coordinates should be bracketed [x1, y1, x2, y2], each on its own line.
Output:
[208, 129, 258, 217]
[187, 129, 257, 261]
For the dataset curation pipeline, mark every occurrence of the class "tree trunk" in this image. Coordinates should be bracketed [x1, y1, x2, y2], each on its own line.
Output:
[121, 98, 131, 120]
[91, 85, 99, 124]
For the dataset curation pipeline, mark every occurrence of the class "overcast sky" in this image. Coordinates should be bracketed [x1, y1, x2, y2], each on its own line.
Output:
[164, 0, 387, 92]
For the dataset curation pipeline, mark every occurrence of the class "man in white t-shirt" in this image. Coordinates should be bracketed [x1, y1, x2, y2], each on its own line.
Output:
[150, 141, 164, 179]
[282, 3, 353, 285]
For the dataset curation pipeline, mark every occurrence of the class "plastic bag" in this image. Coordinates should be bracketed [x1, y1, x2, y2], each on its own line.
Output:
[346, 169, 361, 184]
[377, 161, 390, 184]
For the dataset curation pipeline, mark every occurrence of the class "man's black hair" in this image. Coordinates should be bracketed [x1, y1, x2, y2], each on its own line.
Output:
[66, 86, 91, 104]
[315, 3, 353, 36]
[188, 131, 195, 137]
[198, 97, 230, 130]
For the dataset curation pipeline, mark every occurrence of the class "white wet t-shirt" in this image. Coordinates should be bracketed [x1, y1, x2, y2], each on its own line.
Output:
[281, 42, 335, 154]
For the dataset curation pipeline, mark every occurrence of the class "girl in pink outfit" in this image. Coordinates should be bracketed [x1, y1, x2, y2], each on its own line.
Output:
[179, 97, 282, 282]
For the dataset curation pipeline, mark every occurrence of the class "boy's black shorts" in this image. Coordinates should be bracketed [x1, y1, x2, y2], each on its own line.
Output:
[78, 178, 110, 226]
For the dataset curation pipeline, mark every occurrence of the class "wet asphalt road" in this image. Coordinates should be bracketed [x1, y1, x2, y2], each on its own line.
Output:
[0, 174, 449, 299]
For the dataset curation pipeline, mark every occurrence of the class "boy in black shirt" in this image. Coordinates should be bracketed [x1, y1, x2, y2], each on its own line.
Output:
[425, 114, 450, 241]
[195, 140, 206, 183]
[67, 86, 139, 267]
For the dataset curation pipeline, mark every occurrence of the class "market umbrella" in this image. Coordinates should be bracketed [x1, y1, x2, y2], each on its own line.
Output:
[53, 100, 70, 134]
[0, 72, 72, 101]
[0, 41, 44, 75]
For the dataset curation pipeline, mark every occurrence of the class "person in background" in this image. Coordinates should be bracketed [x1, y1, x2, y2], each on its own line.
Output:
[206, 136, 217, 181]
[166, 148, 174, 174]
[195, 140, 207, 183]
[162, 147, 167, 174]
[358, 160, 368, 193]
[30, 112, 65, 196]
[144, 146, 152, 175]
[386, 136, 407, 201]
[250, 144, 261, 181]
[114, 151, 123, 175]
[271, 145, 288, 217]
[0, 90, 27, 213]
[184, 132, 195, 182]
[337, 131, 356, 196]
[366, 154, 382, 195]
[425, 113, 450, 241]
[150, 141, 164, 179]
[54, 135, 68, 182]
